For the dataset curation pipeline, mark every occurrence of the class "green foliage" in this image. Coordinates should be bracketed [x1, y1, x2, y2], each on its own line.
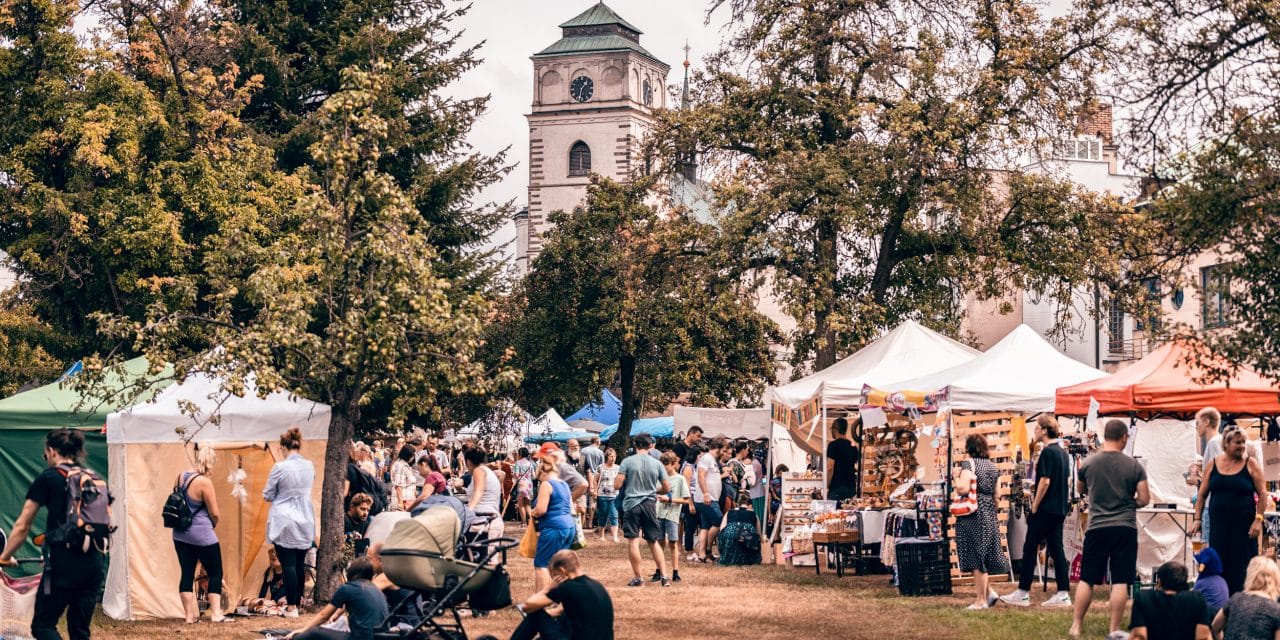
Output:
[659, 0, 1153, 372]
[1108, 0, 1280, 381]
[224, 0, 512, 292]
[0, 295, 67, 396]
[511, 175, 777, 445]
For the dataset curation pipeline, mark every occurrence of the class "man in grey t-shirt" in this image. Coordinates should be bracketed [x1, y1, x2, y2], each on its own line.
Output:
[614, 434, 670, 587]
[1069, 419, 1150, 639]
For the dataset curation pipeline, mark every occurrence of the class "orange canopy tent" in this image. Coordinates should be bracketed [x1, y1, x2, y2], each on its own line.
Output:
[1056, 341, 1280, 418]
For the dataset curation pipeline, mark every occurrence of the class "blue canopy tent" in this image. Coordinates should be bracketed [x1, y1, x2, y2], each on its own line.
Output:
[599, 416, 674, 441]
[523, 429, 596, 445]
[563, 389, 622, 426]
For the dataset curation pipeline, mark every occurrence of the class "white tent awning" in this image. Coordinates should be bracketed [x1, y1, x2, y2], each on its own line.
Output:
[673, 406, 770, 440]
[875, 324, 1107, 413]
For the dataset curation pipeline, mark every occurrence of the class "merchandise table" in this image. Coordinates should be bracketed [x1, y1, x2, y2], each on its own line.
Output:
[1137, 507, 1196, 569]
[812, 530, 861, 578]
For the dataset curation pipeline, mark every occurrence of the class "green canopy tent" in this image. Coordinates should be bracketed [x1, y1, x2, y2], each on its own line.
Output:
[0, 356, 172, 572]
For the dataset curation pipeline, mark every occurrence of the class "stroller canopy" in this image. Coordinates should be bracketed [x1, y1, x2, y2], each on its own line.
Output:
[385, 507, 462, 559]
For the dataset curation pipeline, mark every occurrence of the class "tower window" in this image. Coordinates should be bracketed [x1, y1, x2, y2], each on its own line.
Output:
[568, 141, 591, 176]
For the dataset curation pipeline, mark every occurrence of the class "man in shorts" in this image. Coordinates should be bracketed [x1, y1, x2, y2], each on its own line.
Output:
[1069, 419, 1150, 639]
[655, 452, 690, 583]
[613, 434, 670, 587]
[691, 437, 726, 562]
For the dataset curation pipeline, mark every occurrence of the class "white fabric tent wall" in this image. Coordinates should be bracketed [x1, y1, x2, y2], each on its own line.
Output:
[104, 374, 330, 620]
[672, 406, 807, 479]
[873, 325, 1107, 413]
[767, 320, 980, 409]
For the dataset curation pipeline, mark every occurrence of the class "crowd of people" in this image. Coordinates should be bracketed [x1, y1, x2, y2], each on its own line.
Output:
[5, 403, 1276, 640]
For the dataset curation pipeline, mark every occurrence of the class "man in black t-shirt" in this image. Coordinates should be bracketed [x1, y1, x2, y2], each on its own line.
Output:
[825, 418, 859, 502]
[1129, 561, 1212, 640]
[511, 550, 614, 640]
[0, 429, 106, 640]
[670, 426, 703, 467]
[1001, 414, 1073, 608]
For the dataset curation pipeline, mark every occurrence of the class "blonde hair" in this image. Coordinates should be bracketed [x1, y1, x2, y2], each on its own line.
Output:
[195, 447, 218, 474]
[1197, 407, 1222, 430]
[1244, 556, 1280, 598]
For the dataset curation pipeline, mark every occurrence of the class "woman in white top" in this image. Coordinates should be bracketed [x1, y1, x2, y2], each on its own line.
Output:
[464, 448, 504, 540]
[595, 448, 621, 542]
[389, 444, 417, 511]
[262, 427, 315, 618]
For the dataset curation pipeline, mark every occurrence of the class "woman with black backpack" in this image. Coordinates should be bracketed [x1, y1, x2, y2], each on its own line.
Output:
[171, 447, 226, 623]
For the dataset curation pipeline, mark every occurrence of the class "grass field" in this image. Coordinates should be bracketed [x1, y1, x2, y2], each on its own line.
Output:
[86, 525, 1125, 639]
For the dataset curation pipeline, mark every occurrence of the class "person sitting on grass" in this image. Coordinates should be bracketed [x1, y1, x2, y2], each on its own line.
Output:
[1211, 556, 1280, 640]
[1193, 547, 1230, 616]
[285, 556, 388, 640]
[1129, 561, 1212, 640]
[716, 490, 762, 566]
[345, 493, 373, 559]
[507, 549, 614, 640]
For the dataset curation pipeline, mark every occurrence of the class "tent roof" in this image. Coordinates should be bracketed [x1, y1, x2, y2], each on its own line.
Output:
[525, 408, 573, 438]
[0, 356, 173, 431]
[1056, 340, 1280, 417]
[600, 416, 673, 441]
[106, 372, 330, 444]
[564, 389, 622, 426]
[523, 429, 596, 445]
[673, 407, 770, 440]
[768, 320, 980, 409]
[458, 401, 533, 437]
[878, 325, 1107, 413]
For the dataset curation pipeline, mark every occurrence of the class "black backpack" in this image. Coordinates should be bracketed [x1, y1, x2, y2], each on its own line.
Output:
[162, 473, 203, 531]
[347, 464, 387, 517]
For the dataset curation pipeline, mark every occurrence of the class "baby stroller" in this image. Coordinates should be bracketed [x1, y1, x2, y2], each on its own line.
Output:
[377, 507, 516, 640]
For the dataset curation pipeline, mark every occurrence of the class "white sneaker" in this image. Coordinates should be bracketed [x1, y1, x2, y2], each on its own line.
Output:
[1105, 631, 1130, 640]
[282, 608, 299, 619]
[1042, 592, 1073, 608]
[1000, 591, 1031, 607]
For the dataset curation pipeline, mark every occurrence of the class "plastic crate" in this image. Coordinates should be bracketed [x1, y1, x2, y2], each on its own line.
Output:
[895, 537, 952, 596]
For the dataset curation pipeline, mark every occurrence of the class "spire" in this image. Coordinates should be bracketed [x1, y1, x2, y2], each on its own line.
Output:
[681, 40, 691, 110]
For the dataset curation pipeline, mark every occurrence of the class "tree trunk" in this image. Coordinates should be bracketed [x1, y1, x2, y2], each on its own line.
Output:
[606, 354, 637, 452]
[313, 407, 355, 602]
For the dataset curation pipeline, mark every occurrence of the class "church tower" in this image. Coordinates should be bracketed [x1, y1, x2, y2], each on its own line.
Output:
[516, 2, 671, 273]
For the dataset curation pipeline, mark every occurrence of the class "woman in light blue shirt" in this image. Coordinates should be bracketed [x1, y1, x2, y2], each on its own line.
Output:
[263, 427, 315, 617]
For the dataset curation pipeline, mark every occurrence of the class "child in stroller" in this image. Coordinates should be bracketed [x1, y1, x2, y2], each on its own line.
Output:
[376, 503, 516, 640]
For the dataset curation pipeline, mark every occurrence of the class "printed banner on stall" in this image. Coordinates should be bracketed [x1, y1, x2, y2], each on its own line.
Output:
[859, 384, 949, 413]
[771, 394, 821, 434]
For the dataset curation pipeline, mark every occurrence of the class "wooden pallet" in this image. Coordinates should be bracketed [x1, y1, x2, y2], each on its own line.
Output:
[948, 412, 1022, 581]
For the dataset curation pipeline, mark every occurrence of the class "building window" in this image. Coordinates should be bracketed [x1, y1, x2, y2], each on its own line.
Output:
[568, 141, 591, 176]
[1053, 138, 1102, 161]
[1107, 301, 1125, 353]
[1135, 277, 1161, 332]
[1202, 263, 1232, 328]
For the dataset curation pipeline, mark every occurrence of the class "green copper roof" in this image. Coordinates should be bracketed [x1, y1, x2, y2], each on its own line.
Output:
[534, 34, 662, 63]
[559, 2, 642, 34]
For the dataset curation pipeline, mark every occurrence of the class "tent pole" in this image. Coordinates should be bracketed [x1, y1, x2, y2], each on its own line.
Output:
[821, 401, 829, 498]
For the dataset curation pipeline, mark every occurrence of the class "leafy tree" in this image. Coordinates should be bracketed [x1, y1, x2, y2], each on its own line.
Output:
[1106, 0, 1280, 380]
[0, 0, 300, 362]
[658, 0, 1153, 372]
[511, 175, 778, 447]
[96, 64, 517, 599]
[222, 0, 512, 293]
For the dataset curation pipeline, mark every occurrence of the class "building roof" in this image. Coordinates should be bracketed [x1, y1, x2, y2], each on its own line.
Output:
[534, 34, 662, 63]
[535, 3, 667, 68]
[559, 2, 642, 34]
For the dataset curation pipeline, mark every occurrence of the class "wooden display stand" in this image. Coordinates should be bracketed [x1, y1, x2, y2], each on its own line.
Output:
[947, 412, 1018, 584]
[859, 415, 920, 499]
[781, 474, 824, 567]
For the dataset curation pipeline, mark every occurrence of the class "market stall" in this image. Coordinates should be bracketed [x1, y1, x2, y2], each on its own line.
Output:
[103, 373, 330, 621]
[0, 356, 172, 572]
[862, 325, 1108, 586]
[1056, 339, 1280, 577]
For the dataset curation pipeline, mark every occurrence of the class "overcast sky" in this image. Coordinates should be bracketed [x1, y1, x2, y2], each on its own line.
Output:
[449, 1, 727, 260]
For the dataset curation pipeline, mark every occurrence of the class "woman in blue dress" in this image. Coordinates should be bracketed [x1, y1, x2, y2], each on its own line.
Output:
[530, 454, 576, 593]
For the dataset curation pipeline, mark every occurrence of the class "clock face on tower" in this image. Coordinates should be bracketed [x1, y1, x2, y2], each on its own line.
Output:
[643, 81, 652, 106]
[570, 76, 594, 102]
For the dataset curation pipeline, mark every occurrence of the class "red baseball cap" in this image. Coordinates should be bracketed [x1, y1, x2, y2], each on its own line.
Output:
[533, 442, 562, 460]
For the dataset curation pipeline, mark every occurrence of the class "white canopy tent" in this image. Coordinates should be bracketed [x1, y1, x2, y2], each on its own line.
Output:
[673, 406, 807, 473]
[874, 324, 1108, 413]
[767, 320, 980, 455]
[104, 373, 330, 620]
